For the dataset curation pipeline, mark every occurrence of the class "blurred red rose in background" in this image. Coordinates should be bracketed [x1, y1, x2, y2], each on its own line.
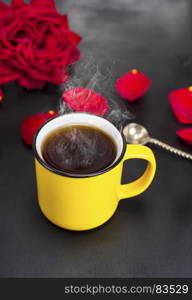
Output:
[0, 0, 81, 89]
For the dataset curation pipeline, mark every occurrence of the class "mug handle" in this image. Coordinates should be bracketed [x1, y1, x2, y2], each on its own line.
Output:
[117, 144, 156, 199]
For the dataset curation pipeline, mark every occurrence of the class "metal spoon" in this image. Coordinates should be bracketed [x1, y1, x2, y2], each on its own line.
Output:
[123, 123, 192, 160]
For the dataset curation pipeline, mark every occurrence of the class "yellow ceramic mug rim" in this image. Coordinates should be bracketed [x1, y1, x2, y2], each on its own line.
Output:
[33, 112, 127, 178]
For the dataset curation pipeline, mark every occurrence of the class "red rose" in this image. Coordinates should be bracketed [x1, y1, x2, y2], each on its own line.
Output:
[63, 87, 109, 115]
[169, 87, 192, 124]
[116, 69, 151, 101]
[0, 0, 81, 89]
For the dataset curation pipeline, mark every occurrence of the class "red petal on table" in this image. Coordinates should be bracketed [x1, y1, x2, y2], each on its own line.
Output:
[169, 87, 192, 124]
[63, 87, 109, 115]
[176, 128, 192, 145]
[20, 111, 58, 147]
[116, 69, 151, 101]
[0, 88, 4, 102]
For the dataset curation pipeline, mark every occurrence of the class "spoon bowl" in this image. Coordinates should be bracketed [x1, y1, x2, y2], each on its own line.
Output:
[123, 123, 150, 145]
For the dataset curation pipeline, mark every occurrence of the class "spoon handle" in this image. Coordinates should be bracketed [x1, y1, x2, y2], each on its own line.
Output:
[149, 138, 192, 160]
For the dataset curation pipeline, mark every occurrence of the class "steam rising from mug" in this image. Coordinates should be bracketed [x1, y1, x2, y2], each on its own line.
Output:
[59, 54, 134, 129]
[56, 55, 134, 171]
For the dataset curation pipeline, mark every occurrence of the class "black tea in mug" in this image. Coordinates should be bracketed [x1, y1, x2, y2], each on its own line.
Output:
[42, 125, 117, 174]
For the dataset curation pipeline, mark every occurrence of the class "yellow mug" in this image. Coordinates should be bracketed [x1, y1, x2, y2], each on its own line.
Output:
[33, 113, 156, 231]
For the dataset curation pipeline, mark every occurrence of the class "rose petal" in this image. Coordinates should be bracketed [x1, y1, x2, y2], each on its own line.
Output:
[176, 128, 192, 145]
[20, 111, 58, 146]
[116, 69, 151, 101]
[0, 1, 10, 12]
[0, 74, 18, 85]
[0, 2, 9, 9]
[36, 23, 49, 45]
[30, 0, 56, 10]
[63, 87, 109, 115]
[0, 48, 13, 60]
[52, 68, 69, 85]
[0, 29, 14, 49]
[59, 45, 80, 66]
[0, 62, 18, 84]
[17, 75, 45, 89]
[68, 31, 82, 46]
[11, 0, 24, 8]
[169, 87, 192, 124]
[59, 15, 69, 29]
[0, 2, 13, 24]
[0, 62, 14, 74]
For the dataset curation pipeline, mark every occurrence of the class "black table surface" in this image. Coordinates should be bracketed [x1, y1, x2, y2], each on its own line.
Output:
[1, 0, 192, 278]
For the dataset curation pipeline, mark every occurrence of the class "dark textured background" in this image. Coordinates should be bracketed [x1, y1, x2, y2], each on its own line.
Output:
[1, 0, 192, 277]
